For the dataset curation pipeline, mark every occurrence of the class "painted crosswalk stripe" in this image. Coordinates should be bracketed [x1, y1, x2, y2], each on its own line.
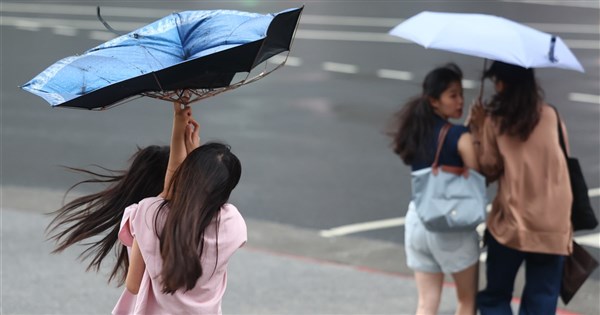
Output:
[1, 16, 599, 50]
[376, 69, 413, 81]
[52, 26, 77, 36]
[462, 79, 478, 90]
[320, 217, 405, 237]
[321, 188, 600, 238]
[2, 3, 599, 34]
[500, 0, 600, 9]
[322, 62, 358, 74]
[574, 233, 600, 248]
[267, 55, 302, 67]
[89, 31, 116, 41]
[569, 93, 600, 105]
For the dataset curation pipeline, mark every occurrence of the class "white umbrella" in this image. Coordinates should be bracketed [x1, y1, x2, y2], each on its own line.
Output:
[389, 11, 584, 73]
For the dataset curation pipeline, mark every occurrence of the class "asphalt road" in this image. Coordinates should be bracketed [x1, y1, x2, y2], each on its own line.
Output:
[2, 0, 598, 241]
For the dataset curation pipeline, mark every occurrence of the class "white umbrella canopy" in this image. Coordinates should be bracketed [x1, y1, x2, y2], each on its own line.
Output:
[389, 11, 584, 73]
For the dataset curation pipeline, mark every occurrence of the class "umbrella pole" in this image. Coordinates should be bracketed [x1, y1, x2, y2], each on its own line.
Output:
[478, 58, 488, 103]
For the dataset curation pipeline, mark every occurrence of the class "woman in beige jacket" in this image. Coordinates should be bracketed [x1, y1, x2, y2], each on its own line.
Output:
[469, 61, 572, 315]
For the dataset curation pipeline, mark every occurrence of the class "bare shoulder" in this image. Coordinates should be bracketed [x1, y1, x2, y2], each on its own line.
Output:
[539, 102, 555, 115]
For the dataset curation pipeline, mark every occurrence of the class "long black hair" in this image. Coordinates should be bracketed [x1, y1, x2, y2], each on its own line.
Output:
[484, 61, 543, 140]
[390, 63, 463, 164]
[46, 145, 170, 285]
[157, 142, 241, 294]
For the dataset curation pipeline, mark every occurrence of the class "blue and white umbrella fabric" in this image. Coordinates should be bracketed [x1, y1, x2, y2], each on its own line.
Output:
[21, 7, 303, 110]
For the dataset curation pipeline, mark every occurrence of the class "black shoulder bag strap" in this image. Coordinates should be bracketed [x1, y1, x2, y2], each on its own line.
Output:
[551, 106, 568, 158]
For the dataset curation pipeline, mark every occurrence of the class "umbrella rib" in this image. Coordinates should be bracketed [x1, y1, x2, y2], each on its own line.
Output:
[151, 72, 164, 91]
[67, 64, 113, 92]
[226, 18, 256, 45]
[141, 47, 168, 69]
[96, 6, 125, 36]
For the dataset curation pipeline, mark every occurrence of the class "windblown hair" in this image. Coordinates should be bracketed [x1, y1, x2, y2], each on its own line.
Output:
[46, 145, 170, 285]
[390, 63, 463, 164]
[157, 142, 241, 294]
[484, 61, 543, 140]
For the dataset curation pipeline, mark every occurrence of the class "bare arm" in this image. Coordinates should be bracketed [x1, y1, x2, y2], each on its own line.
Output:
[125, 239, 145, 294]
[160, 102, 192, 198]
[477, 117, 503, 182]
[467, 102, 502, 181]
[457, 132, 480, 171]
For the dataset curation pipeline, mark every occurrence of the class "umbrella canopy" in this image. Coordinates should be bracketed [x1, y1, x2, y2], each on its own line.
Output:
[21, 7, 303, 110]
[389, 11, 584, 73]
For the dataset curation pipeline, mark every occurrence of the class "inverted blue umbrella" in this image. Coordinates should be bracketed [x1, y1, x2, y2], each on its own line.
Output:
[21, 7, 303, 110]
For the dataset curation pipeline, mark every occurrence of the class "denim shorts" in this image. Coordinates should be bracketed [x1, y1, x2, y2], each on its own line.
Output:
[404, 201, 480, 274]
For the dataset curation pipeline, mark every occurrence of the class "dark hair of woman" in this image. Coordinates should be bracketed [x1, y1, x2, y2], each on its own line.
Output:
[390, 63, 463, 164]
[46, 145, 170, 285]
[484, 61, 543, 140]
[157, 142, 241, 294]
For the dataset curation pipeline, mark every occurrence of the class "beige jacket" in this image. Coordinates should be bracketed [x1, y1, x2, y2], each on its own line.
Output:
[476, 104, 572, 255]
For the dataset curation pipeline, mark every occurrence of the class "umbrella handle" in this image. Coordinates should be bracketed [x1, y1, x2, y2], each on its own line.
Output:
[477, 58, 488, 103]
[96, 6, 124, 36]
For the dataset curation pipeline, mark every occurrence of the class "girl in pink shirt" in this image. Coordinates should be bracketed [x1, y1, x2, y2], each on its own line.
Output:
[48, 101, 246, 314]
[113, 102, 246, 314]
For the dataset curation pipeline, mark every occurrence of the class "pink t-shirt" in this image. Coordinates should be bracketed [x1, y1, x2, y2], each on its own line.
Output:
[112, 196, 247, 315]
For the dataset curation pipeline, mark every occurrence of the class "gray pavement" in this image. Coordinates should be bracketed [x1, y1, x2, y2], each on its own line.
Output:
[2, 187, 599, 314]
[0, 204, 449, 315]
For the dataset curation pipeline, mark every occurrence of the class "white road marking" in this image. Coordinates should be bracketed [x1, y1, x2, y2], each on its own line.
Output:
[319, 217, 405, 237]
[1, 3, 599, 34]
[376, 69, 413, 81]
[300, 15, 402, 27]
[569, 93, 600, 105]
[376, 71, 479, 89]
[89, 31, 116, 41]
[479, 251, 488, 262]
[310, 29, 600, 50]
[501, 0, 600, 9]
[0, 16, 143, 31]
[52, 26, 77, 37]
[479, 233, 600, 262]
[321, 188, 600, 238]
[575, 233, 600, 248]
[527, 22, 600, 35]
[12, 19, 40, 31]
[1, 16, 599, 49]
[267, 55, 302, 67]
[0, 2, 169, 18]
[462, 79, 479, 90]
[297, 30, 406, 43]
[562, 39, 600, 50]
[322, 62, 358, 74]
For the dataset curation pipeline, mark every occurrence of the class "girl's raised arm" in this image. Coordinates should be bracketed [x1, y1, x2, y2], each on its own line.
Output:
[161, 101, 192, 198]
